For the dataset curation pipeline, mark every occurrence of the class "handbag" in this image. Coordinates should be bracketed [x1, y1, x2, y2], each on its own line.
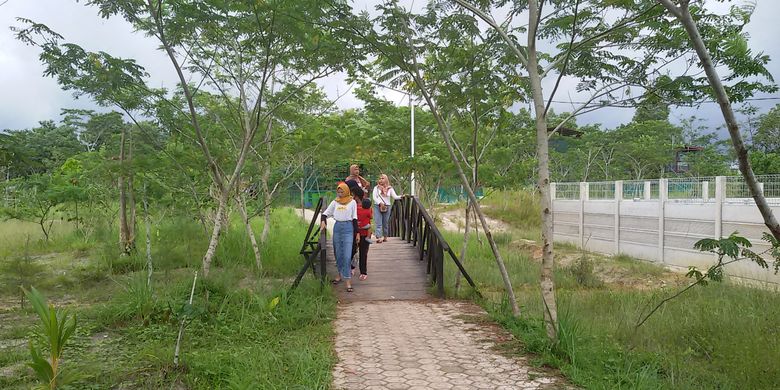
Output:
[379, 202, 388, 213]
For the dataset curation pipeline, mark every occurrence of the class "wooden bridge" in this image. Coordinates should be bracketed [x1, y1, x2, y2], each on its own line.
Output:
[292, 196, 478, 301]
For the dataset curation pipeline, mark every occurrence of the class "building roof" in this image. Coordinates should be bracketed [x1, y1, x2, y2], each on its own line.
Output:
[548, 126, 583, 138]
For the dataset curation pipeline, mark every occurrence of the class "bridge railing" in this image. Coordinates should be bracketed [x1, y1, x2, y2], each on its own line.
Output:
[291, 197, 327, 292]
[388, 195, 479, 297]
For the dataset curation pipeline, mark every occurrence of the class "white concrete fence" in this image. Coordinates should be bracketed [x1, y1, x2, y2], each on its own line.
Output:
[552, 175, 780, 285]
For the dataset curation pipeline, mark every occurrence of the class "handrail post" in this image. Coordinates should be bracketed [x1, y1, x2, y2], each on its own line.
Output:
[436, 244, 444, 297]
[406, 197, 413, 242]
[292, 197, 326, 294]
[319, 228, 327, 287]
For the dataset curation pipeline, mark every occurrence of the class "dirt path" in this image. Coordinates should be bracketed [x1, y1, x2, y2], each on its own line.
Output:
[437, 206, 509, 234]
[332, 300, 565, 390]
[433, 206, 685, 290]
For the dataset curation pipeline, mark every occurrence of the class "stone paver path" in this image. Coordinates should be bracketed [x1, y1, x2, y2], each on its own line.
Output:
[333, 300, 565, 390]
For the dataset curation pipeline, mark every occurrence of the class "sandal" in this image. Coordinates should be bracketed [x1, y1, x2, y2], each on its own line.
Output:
[359, 274, 367, 281]
[346, 287, 354, 293]
[330, 279, 341, 285]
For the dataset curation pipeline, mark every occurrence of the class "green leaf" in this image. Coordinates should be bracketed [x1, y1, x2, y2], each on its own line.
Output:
[267, 296, 281, 311]
[27, 341, 54, 383]
[741, 248, 768, 269]
[686, 266, 703, 280]
[694, 238, 719, 252]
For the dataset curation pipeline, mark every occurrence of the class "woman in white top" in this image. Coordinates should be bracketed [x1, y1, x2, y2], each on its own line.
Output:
[321, 182, 359, 292]
[372, 174, 403, 243]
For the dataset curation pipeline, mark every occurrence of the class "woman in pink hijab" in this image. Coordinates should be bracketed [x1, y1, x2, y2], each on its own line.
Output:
[371, 174, 402, 243]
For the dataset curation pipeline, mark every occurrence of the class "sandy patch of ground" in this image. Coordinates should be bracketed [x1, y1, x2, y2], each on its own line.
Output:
[437, 206, 509, 234]
[436, 206, 686, 290]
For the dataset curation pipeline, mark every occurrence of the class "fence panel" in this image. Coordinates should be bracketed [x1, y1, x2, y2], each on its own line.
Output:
[551, 175, 780, 285]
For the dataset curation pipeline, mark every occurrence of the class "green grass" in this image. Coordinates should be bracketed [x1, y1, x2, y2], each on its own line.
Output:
[441, 190, 780, 390]
[0, 208, 335, 389]
[613, 253, 667, 277]
[480, 189, 542, 240]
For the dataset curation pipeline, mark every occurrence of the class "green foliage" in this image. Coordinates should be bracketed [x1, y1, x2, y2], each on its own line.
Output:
[749, 151, 780, 175]
[23, 286, 80, 389]
[0, 121, 85, 177]
[0, 209, 335, 388]
[637, 232, 774, 329]
[753, 104, 780, 153]
[114, 274, 157, 324]
[479, 189, 541, 236]
[439, 192, 780, 388]
[632, 94, 670, 123]
[692, 232, 776, 283]
[568, 254, 603, 288]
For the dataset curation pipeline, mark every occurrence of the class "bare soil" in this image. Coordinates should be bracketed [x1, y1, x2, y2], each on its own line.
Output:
[437, 207, 687, 290]
[437, 206, 509, 234]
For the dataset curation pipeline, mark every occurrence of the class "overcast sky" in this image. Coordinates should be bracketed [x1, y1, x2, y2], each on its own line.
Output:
[1, 0, 779, 134]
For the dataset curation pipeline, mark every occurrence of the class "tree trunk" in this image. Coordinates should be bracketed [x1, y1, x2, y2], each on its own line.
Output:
[405, 33, 520, 316]
[39, 214, 50, 242]
[174, 271, 198, 367]
[143, 181, 153, 288]
[75, 198, 79, 234]
[201, 194, 229, 277]
[261, 183, 271, 244]
[300, 164, 306, 219]
[529, 0, 559, 341]
[118, 126, 132, 255]
[237, 195, 263, 269]
[260, 115, 274, 244]
[454, 200, 471, 292]
[659, 0, 780, 241]
[456, 114, 480, 292]
[301, 174, 306, 219]
[127, 127, 136, 246]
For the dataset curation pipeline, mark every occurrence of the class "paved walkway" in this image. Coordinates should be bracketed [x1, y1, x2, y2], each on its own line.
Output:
[332, 301, 564, 390]
[300, 208, 565, 389]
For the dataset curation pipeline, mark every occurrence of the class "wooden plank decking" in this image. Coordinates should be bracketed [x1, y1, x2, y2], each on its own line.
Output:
[324, 236, 431, 302]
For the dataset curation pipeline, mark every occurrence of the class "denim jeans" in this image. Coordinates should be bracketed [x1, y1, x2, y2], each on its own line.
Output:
[374, 204, 391, 238]
[333, 221, 354, 279]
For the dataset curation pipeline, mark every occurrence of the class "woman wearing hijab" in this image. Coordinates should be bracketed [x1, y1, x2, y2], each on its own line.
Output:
[321, 182, 359, 292]
[345, 164, 370, 191]
[372, 174, 403, 243]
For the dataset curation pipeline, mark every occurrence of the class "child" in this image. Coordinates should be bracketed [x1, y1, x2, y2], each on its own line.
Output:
[356, 198, 373, 280]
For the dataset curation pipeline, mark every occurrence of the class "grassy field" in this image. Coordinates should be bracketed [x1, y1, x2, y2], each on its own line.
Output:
[0, 208, 335, 389]
[440, 190, 780, 389]
[3, 190, 779, 389]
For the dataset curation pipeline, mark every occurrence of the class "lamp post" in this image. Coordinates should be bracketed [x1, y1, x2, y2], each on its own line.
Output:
[410, 95, 415, 196]
[370, 81, 415, 197]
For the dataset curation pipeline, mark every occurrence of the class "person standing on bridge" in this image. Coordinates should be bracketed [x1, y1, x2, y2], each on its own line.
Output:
[372, 174, 402, 243]
[356, 197, 374, 280]
[345, 178, 365, 276]
[345, 164, 370, 191]
[321, 182, 359, 293]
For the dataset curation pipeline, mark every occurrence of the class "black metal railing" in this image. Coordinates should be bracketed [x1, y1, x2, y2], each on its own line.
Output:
[291, 197, 327, 291]
[388, 195, 479, 297]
